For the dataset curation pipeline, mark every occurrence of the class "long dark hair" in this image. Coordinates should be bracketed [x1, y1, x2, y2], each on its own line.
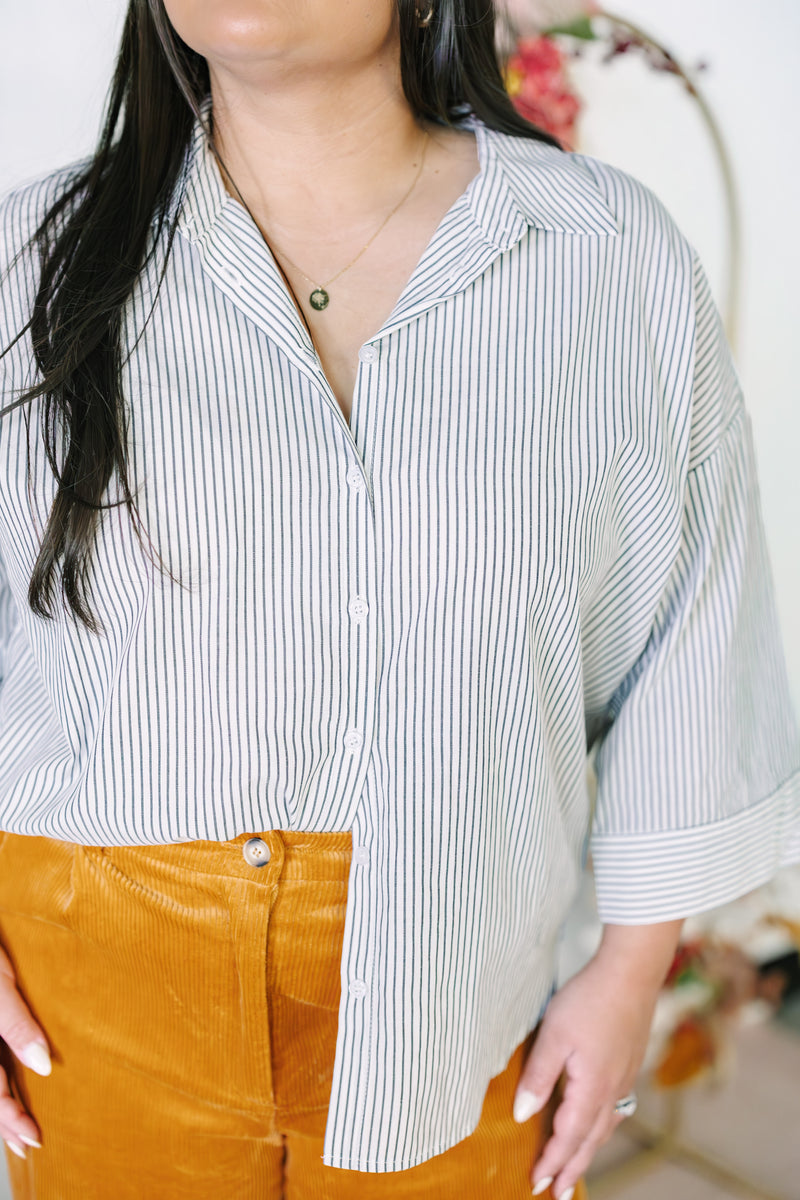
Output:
[1, 0, 562, 633]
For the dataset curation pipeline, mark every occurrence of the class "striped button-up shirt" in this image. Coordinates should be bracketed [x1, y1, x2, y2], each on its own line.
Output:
[1, 110, 799, 1171]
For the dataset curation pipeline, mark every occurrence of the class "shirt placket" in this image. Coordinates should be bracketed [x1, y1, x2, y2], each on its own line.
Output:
[191, 204, 383, 833]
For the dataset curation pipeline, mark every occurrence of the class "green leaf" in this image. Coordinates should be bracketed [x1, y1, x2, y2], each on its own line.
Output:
[675, 966, 705, 987]
[541, 16, 598, 40]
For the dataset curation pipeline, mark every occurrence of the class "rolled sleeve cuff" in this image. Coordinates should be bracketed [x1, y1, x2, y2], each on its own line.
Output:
[590, 771, 800, 924]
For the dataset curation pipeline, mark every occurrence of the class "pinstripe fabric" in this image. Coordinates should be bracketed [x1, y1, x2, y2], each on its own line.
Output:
[0, 110, 798, 1171]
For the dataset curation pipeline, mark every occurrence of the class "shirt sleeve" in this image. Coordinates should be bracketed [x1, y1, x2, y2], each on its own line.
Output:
[589, 251, 800, 924]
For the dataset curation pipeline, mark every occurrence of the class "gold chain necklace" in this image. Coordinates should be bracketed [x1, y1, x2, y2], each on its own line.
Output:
[285, 133, 429, 310]
[213, 131, 429, 313]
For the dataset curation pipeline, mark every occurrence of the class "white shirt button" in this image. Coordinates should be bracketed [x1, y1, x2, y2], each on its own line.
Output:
[346, 466, 364, 492]
[348, 596, 369, 623]
[349, 979, 368, 999]
[353, 845, 370, 866]
[358, 344, 378, 364]
[343, 729, 363, 753]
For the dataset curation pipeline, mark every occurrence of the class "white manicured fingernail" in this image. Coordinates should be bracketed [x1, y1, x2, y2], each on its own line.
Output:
[19, 1135, 42, 1148]
[514, 1089, 545, 1122]
[557, 1187, 575, 1200]
[4, 1140, 26, 1160]
[19, 1042, 52, 1076]
[531, 1176, 553, 1195]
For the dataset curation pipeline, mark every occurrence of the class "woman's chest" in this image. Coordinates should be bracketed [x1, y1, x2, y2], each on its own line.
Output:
[108, 280, 663, 601]
[0, 242, 674, 620]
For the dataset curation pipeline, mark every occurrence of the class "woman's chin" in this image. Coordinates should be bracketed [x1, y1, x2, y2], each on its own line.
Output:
[165, 2, 301, 60]
[163, 0, 395, 71]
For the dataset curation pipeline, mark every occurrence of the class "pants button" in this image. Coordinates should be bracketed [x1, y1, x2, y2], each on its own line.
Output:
[242, 837, 271, 868]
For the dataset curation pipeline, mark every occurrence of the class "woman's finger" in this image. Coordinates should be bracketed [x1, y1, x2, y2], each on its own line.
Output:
[0, 1069, 42, 1156]
[547, 1106, 624, 1198]
[513, 1021, 567, 1122]
[530, 1072, 608, 1194]
[0, 943, 47, 1155]
[0, 943, 52, 1077]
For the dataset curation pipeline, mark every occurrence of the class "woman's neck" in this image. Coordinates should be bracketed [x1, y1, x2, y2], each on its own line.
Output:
[208, 62, 427, 243]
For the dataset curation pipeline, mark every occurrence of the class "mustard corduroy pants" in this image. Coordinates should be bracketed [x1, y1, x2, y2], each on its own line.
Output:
[0, 829, 587, 1198]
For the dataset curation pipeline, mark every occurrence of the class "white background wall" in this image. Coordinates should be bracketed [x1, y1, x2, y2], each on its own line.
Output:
[0, 0, 798, 716]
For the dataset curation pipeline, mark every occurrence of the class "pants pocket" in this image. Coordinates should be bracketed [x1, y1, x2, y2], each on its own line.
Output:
[0, 833, 79, 930]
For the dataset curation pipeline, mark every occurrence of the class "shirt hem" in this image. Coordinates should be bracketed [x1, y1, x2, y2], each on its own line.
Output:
[320, 1136, 478, 1174]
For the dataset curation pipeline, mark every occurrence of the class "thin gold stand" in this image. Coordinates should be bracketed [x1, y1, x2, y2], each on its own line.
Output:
[587, 1088, 788, 1200]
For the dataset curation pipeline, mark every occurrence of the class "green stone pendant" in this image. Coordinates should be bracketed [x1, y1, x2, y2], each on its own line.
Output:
[309, 288, 330, 311]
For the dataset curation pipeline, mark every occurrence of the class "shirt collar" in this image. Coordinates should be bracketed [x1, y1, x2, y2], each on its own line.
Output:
[166, 97, 619, 247]
[468, 118, 620, 242]
[164, 95, 225, 239]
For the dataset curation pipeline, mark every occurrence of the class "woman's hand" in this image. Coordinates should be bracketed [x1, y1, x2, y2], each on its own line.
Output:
[0, 941, 50, 1159]
[514, 919, 683, 1199]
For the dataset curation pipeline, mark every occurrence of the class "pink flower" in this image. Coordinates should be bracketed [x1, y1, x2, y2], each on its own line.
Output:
[505, 35, 582, 148]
